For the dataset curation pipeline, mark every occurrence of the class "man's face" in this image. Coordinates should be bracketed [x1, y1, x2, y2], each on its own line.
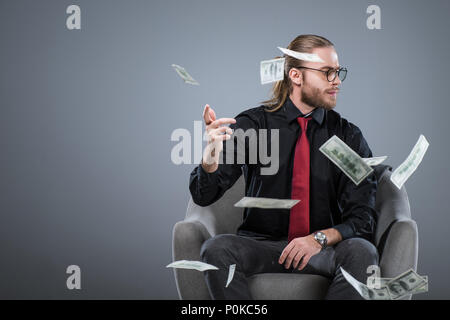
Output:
[297, 47, 341, 111]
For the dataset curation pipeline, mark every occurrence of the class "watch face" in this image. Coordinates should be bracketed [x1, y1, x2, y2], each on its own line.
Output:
[316, 232, 325, 241]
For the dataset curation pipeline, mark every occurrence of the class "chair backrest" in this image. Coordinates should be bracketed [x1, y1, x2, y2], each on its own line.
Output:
[185, 165, 412, 247]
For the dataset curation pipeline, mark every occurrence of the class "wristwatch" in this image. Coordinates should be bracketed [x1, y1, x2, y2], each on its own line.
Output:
[314, 231, 328, 250]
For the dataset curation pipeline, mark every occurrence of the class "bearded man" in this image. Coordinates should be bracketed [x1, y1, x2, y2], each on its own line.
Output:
[189, 34, 378, 300]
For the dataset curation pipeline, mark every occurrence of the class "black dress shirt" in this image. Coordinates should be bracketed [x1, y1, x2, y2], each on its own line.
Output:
[189, 97, 378, 242]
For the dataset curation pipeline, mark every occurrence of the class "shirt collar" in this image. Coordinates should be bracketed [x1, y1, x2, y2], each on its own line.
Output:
[284, 96, 325, 126]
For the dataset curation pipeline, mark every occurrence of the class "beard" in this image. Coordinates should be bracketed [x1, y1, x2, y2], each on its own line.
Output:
[301, 84, 336, 111]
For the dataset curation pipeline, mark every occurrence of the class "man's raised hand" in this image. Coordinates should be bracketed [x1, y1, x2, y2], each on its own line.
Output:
[201, 104, 236, 172]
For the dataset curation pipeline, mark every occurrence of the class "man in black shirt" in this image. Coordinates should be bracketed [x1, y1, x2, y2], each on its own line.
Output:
[189, 35, 378, 299]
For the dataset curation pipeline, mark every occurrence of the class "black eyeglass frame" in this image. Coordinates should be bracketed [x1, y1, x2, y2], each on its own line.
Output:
[294, 66, 347, 82]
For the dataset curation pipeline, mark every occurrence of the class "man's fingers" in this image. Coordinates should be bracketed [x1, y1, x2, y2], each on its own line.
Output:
[298, 254, 310, 271]
[210, 126, 233, 136]
[209, 134, 231, 142]
[285, 249, 302, 269]
[203, 104, 218, 126]
[279, 242, 294, 265]
[209, 108, 216, 122]
[203, 104, 213, 125]
[284, 252, 295, 269]
[292, 251, 304, 269]
[208, 118, 236, 129]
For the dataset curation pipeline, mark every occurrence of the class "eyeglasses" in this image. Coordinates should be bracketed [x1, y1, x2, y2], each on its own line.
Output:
[295, 66, 347, 82]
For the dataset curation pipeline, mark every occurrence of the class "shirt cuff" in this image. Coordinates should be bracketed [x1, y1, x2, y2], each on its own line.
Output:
[198, 162, 220, 186]
[333, 223, 355, 241]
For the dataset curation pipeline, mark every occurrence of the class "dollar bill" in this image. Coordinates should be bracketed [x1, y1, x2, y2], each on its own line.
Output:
[171, 64, 199, 85]
[234, 197, 300, 209]
[390, 135, 429, 189]
[225, 264, 236, 288]
[340, 267, 392, 300]
[384, 269, 427, 299]
[260, 58, 285, 85]
[166, 260, 218, 272]
[278, 47, 324, 63]
[363, 156, 388, 166]
[319, 135, 374, 185]
[415, 276, 428, 295]
[379, 276, 428, 296]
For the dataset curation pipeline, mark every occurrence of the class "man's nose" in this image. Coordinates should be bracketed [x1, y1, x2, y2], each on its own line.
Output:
[332, 75, 341, 86]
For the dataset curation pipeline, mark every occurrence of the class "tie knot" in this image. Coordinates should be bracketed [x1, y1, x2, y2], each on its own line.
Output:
[297, 117, 311, 132]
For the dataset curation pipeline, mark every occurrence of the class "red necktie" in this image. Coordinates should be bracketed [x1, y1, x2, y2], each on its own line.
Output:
[288, 116, 311, 242]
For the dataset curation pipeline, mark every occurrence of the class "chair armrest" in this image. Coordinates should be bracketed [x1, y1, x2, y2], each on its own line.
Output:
[172, 220, 212, 300]
[185, 198, 224, 237]
[379, 219, 418, 300]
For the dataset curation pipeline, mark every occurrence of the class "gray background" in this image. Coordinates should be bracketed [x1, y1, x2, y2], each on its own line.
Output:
[0, 0, 448, 299]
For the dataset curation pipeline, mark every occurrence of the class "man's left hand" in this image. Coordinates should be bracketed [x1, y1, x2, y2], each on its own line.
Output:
[278, 234, 322, 270]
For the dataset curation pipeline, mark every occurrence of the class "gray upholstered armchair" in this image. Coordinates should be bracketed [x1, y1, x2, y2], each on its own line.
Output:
[172, 165, 418, 299]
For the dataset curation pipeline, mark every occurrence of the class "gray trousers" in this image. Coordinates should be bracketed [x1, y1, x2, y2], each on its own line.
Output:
[200, 234, 379, 300]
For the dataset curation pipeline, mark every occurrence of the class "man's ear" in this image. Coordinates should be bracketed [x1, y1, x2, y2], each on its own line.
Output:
[288, 68, 302, 86]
